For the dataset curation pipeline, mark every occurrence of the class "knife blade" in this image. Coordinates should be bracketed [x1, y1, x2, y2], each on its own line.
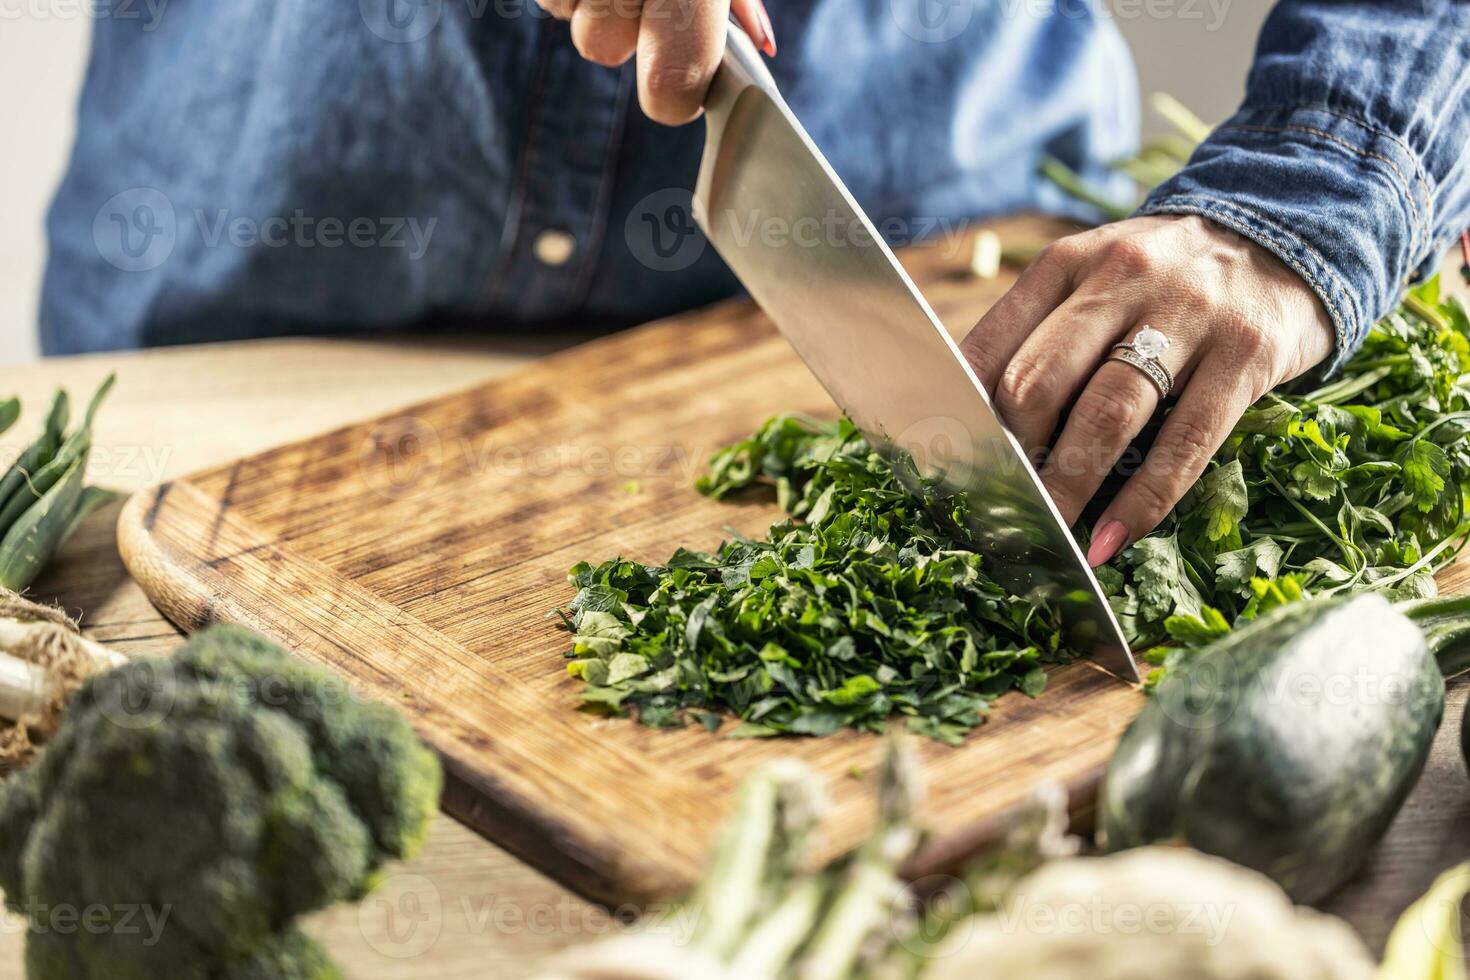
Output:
[692, 26, 1138, 683]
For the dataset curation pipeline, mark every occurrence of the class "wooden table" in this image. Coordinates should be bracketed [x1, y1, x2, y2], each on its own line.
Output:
[1, 220, 1466, 976]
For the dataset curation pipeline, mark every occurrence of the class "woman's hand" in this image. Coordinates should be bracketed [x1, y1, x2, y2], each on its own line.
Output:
[535, 0, 776, 125]
[960, 214, 1335, 566]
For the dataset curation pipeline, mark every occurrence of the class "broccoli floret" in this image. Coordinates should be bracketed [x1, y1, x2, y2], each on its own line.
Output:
[215, 926, 342, 980]
[0, 624, 442, 979]
[25, 925, 342, 980]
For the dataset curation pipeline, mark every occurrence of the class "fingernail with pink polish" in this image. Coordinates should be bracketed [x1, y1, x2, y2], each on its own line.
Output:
[1087, 520, 1129, 567]
[755, 1, 777, 55]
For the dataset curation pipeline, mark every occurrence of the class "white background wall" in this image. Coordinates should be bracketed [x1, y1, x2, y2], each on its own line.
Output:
[0, 10, 88, 365]
[0, 1, 1270, 367]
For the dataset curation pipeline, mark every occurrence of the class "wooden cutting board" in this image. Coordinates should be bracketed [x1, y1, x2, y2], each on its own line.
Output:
[118, 217, 1147, 906]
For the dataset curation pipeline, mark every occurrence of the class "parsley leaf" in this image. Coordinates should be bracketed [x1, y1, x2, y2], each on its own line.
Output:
[1120, 278, 1470, 671]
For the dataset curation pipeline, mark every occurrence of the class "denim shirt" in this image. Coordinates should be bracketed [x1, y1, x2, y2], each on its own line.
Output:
[42, 0, 1470, 375]
[39, 0, 1136, 354]
[1139, 1, 1470, 375]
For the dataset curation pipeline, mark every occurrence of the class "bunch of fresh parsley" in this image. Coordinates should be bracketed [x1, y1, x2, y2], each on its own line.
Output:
[1105, 276, 1470, 668]
[559, 279, 1470, 738]
[558, 416, 1064, 745]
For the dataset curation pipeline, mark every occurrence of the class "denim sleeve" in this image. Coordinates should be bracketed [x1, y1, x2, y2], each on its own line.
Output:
[1137, 1, 1470, 374]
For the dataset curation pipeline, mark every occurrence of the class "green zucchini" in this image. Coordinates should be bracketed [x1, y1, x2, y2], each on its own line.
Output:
[1098, 592, 1470, 903]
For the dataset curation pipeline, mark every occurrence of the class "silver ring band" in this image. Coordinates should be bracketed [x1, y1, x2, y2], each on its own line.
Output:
[1108, 343, 1174, 397]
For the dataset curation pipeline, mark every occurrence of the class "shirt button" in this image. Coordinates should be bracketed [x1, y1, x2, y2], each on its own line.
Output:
[533, 229, 576, 267]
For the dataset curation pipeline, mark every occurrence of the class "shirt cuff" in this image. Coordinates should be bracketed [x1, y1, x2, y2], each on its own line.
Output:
[1136, 106, 1431, 376]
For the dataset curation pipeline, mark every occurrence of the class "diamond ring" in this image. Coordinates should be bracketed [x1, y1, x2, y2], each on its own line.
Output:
[1108, 326, 1174, 398]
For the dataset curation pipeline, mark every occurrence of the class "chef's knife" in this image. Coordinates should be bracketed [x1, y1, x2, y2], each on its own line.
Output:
[692, 26, 1138, 683]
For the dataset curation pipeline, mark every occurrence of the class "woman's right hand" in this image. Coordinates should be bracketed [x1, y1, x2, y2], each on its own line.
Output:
[536, 0, 776, 125]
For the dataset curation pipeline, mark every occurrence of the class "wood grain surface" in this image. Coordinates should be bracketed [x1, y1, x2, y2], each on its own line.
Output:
[0, 333, 595, 979]
[1, 217, 1466, 978]
[116, 217, 1153, 907]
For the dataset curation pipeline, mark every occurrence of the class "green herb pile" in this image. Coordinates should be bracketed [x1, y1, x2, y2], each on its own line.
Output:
[559, 417, 1065, 744]
[1107, 277, 1470, 682]
[559, 278, 1470, 736]
[0, 377, 118, 592]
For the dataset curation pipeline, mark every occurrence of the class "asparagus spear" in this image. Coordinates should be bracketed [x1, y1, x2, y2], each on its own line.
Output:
[1039, 157, 1131, 222]
[689, 760, 827, 960]
[796, 742, 922, 980]
[1035, 93, 1210, 223]
[1150, 91, 1212, 145]
[728, 878, 826, 978]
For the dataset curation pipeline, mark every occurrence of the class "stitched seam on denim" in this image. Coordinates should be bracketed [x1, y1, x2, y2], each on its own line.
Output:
[1239, 103, 1431, 204]
[1138, 196, 1353, 360]
[1215, 123, 1425, 257]
[572, 62, 634, 305]
[1219, 122, 1423, 216]
[480, 25, 555, 310]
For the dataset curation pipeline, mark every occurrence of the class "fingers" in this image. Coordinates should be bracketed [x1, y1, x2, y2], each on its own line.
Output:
[731, 0, 776, 56]
[1041, 361, 1164, 528]
[1086, 351, 1259, 566]
[959, 238, 1078, 399]
[952, 215, 1329, 559]
[537, 0, 580, 18]
[551, 0, 772, 124]
[636, 0, 729, 125]
[571, 0, 641, 66]
[1040, 318, 1197, 525]
[992, 290, 1142, 454]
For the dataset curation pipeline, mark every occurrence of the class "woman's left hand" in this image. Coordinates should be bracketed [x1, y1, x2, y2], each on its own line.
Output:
[959, 214, 1335, 567]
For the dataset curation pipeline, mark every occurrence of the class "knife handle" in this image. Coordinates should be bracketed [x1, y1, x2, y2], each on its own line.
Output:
[704, 20, 782, 121]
